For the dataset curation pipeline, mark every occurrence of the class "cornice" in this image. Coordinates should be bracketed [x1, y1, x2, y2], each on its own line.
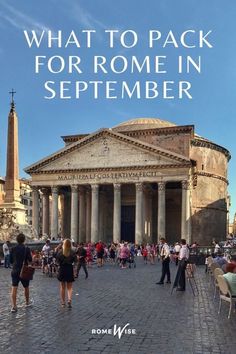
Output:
[192, 205, 227, 213]
[30, 163, 192, 175]
[116, 125, 194, 138]
[61, 134, 89, 144]
[192, 138, 231, 161]
[196, 171, 228, 184]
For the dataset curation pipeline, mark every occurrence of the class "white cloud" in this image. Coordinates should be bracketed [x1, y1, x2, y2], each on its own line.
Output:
[0, 3, 52, 33]
[68, 1, 122, 41]
[72, 2, 107, 30]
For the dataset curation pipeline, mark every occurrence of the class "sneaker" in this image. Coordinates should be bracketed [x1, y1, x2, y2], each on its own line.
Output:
[11, 307, 17, 313]
[68, 301, 72, 309]
[156, 281, 164, 285]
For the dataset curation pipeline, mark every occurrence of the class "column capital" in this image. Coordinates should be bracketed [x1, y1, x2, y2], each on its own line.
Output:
[51, 186, 59, 194]
[182, 180, 191, 190]
[114, 183, 121, 191]
[158, 182, 166, 191]
[91, 184, 99, 192]
[71, 184, 79, 193]
[135, 182, 143, 192]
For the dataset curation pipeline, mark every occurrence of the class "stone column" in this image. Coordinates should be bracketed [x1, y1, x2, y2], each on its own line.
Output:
[42, 188, 50, 237]
[32, 186, 39, 237]
[71, 185, 79, 243]
[86, 189, 91, 243]
[59, 193, 65, 238]
[51, 186, 59, 239]
[181, 180, 191, 244]
[135, 183, 143, 245]
[91, 184, 99, 243]
[157, 182, 166, 240]
[79, 186, 86, 243]
[113, 183, 121, 243]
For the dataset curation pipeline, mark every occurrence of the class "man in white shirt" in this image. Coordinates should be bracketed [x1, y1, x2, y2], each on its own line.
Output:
[42, 240, 51, 255]
[3, 241, 11, 268]
[214, 241, 221, 254]
[156, 238, 171, 285]
[173, 239, 189, 291]
[174, 242, 181, 266]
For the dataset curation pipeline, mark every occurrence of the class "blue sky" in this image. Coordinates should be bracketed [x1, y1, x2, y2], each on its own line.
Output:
[0, 0, 235, 221]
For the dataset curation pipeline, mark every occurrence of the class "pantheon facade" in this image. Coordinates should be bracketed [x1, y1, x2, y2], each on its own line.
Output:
[25, 118, 230, 245]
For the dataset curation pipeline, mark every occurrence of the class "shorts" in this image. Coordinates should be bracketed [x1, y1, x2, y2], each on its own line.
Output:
[97, 252, 104, 259]
[11, 273, 30, 288]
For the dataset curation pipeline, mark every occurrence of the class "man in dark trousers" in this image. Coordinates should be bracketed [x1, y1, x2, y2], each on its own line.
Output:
[156, 237, 171, 284]
[10, 233, 32, 312]
[173, 239, 190, 291]
[76, 243, 88, 279]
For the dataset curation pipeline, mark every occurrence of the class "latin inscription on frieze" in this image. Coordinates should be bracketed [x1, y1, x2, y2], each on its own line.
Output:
[57, 170, 161, 182]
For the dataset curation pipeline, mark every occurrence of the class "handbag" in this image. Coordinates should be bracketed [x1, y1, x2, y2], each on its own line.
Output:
[20, 247, 35, 281]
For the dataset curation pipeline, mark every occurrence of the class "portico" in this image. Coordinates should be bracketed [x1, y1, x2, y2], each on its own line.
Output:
[25, 119, 194, 244]
[29, 177, 191, 244]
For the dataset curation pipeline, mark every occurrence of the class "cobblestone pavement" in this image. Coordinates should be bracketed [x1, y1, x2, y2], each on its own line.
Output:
[1, 259, 236, 354]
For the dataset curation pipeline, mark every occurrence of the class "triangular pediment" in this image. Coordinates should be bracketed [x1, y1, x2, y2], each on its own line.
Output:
[25, 129, 191, 174]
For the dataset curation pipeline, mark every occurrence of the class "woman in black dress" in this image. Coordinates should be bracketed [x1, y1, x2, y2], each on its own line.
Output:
[57, 239, 77, 308]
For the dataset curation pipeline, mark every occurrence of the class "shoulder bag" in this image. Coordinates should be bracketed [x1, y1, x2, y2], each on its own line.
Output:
[20, 246, 35, 281]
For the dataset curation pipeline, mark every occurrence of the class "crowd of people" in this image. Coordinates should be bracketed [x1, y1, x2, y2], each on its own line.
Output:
[2, 234, 236, 313]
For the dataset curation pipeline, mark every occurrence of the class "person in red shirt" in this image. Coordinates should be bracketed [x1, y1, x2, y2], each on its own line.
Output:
[142, 247, 148, 264]
[96, 241, 104, 267]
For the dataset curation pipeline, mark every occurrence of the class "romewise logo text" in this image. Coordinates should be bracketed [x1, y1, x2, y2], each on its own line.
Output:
[91, 323, 136, 339]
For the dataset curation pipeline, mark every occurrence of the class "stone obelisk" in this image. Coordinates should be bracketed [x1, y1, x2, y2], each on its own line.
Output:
[5, 90, 20, 203]
[1, 90, 26, 224]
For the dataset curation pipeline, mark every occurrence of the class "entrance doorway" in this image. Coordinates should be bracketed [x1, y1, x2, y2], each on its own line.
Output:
[121, 205, 135, 242]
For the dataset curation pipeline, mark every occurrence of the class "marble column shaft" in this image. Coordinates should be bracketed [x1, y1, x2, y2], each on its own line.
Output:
[51, 186, 59, 239]
[181, 180, 191, 243]
[91, 184, 99, 243]
[135, 183, 143, 245]
[32, 187, 39, 237]
[158, 182, 166, 240]
[71, 185, 79, 243]
[113, 183, 121, 243]
[42, 188, 50, 236]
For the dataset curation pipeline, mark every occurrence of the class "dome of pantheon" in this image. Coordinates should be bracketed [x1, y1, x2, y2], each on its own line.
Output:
[112, 118, 176, 132]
